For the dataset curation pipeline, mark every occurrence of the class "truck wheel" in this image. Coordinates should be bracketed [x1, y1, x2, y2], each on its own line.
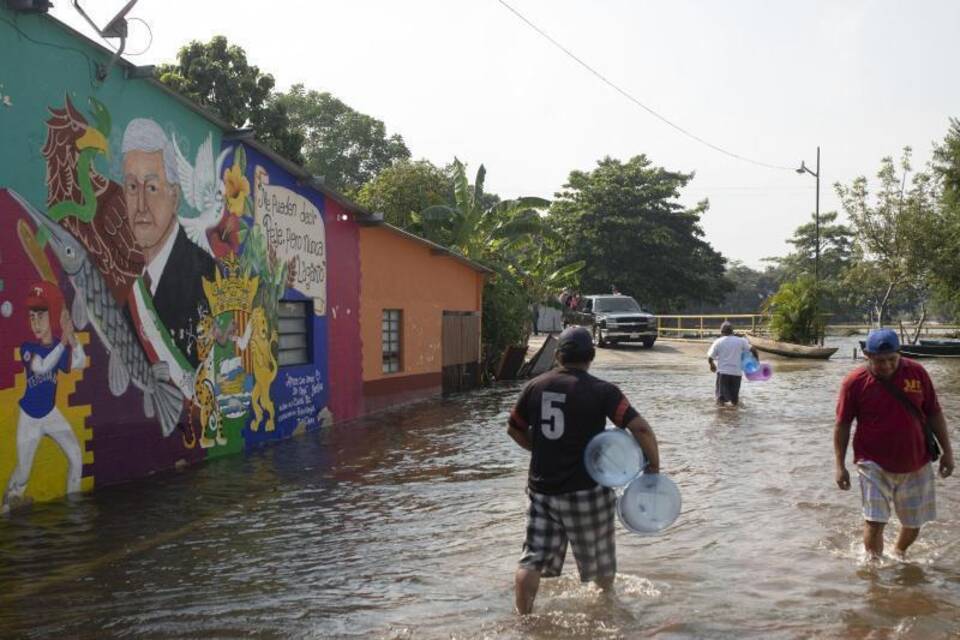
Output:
[642, 337, 656, 349]
[593, 327, 607, 348]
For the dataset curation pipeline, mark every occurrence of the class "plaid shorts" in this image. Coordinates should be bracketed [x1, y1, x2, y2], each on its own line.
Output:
[519, 484, 617, 582]
[857, 461, 936, 528]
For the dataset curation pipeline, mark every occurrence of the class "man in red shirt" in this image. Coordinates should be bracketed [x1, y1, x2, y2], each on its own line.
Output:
[834, 328, 954, 559]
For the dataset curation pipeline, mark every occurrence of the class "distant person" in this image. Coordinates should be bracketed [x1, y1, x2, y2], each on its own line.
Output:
[707, 321, 758, 407]
[531, 304, 540, 336]
[834, 328, 954, 559]
[610, 285, 621, 295]
[507, 326, 661, 614]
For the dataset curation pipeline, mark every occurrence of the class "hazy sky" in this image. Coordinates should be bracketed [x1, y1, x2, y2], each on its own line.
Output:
[50, 1, 960, 268]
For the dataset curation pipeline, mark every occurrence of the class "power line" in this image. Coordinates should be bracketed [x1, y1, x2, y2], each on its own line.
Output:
[496, 0, 795, 171]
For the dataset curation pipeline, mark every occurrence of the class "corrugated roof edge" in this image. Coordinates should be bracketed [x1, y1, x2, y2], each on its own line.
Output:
[40, 9, 491, 276]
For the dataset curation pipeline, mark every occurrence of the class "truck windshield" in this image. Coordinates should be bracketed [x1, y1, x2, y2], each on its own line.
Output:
[594, 297, 642, 313]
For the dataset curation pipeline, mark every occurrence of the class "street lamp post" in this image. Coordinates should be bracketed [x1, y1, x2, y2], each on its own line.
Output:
[796, 146, 821, 287]
[797, 147, 822, 344]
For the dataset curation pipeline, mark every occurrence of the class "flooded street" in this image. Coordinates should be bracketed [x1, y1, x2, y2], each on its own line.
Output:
[1, 336, 959, 639]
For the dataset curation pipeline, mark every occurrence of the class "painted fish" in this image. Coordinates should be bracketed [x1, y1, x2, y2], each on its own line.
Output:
[8, 189, 185, 436]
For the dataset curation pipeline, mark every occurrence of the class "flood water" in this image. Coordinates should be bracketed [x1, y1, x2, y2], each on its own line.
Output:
[1, 336, 959, 639]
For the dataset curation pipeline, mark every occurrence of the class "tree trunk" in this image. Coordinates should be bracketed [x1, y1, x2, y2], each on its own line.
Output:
[911, 303, 927, 345]
[875, 283, 895, 328]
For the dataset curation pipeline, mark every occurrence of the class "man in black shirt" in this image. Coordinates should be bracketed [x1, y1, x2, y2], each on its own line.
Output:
[508, 326, 661, 615]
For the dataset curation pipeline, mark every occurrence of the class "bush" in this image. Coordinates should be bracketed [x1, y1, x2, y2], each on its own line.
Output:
[481, 273, 530, 379]
[764, 276, 824, 344]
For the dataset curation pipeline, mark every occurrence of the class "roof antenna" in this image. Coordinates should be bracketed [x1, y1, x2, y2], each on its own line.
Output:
[71, 0, 139, 82]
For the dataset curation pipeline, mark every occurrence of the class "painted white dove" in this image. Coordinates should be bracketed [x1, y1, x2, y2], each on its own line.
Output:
[173, 133, 231, 256]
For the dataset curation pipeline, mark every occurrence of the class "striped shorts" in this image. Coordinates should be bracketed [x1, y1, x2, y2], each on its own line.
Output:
[857, 461, 936, 528]
[519, 484, 617, 582]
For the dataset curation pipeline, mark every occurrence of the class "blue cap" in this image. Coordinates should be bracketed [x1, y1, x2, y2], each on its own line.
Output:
[558, 326, 593, 354]
[864, 328, 900, 354]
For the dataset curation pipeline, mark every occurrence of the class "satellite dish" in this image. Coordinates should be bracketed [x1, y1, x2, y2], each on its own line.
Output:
[71, 0, 140, 81]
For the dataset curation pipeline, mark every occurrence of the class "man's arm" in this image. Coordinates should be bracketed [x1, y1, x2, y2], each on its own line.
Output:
[707, 357, 716, 373]
[507, 422, 533, 452]
[929, 411, 954, 478]
[834, 419, 852, 490]
[624, 414, 660, 474]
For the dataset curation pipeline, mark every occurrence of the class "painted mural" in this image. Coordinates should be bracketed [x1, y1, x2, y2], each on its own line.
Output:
[0, 88, 330, 511]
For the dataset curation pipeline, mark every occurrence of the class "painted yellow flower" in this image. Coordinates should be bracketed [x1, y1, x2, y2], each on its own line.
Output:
[223, 164, 250, 216]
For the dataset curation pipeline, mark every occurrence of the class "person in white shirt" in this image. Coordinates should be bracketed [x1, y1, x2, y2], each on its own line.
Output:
[707, 321, 759, 407]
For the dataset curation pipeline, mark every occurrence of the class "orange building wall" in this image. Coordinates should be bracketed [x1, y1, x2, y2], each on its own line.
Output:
[359, 227, 483, 384]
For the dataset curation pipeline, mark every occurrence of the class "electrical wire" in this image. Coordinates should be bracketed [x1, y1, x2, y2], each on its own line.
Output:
[496, 0, 796, 171]
[0, 14, 99, 88]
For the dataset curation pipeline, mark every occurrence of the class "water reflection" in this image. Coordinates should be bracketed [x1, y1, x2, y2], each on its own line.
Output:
[0, 336, 957, 638]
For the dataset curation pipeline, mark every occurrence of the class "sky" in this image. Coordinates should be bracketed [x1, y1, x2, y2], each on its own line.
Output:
[49, 0, 960, 268]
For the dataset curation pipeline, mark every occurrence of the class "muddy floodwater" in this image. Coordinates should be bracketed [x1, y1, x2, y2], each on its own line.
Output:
[1, 336, 959, 639]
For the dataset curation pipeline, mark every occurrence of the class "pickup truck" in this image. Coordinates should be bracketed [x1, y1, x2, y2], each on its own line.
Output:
[566, 294, 658, 348]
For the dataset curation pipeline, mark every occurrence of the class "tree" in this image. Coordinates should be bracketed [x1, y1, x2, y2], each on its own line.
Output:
[156, 36, 304, 162]
[835, 148, 939, 326]
[275, 84, 410, 194]
[354, 159, 453, 229]
[772, 211, 853, 284]
[930, 119, 960, 317]
[550, 155, 731, 311]
[700, 261, 782, 313]
[414, 158, 549, 262]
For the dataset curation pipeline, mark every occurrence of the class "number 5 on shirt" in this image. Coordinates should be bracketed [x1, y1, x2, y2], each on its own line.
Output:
[541, 392, 566, 439]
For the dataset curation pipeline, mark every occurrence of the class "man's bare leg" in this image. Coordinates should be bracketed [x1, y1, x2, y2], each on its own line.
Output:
[515, 567, 541, 615]
[864, 521, 885, 559]
[894, 527, 920, 558]
[594, 574, 615, 591]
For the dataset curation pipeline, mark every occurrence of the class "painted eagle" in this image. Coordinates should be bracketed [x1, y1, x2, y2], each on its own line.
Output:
[41, 95, 144, 304]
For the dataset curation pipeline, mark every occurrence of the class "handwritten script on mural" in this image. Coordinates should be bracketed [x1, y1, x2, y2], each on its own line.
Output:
[277, 371, 325, 428]
[254, 167, 327, 313]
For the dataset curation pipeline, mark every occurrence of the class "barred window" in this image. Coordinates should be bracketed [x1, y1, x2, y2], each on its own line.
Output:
[277, 300, 312, 366]
[382, 309, 402, 373]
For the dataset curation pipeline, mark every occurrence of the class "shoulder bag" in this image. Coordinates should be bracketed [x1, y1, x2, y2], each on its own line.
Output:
[871, 373, 941, 462]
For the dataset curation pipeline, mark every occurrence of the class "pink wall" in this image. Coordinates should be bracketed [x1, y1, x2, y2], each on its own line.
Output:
[324, 198, 364, 422]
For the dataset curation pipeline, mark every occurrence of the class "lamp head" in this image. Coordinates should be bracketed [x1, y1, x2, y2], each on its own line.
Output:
[796, 161, 807, 175]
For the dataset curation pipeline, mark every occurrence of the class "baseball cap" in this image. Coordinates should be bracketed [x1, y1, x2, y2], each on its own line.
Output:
[864, 328, 900, 354]
[26, 281, 64, 332]
[557, 326, 593, 355]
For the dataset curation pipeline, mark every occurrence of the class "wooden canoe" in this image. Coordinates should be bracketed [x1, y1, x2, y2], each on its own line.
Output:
[747, 335, 838, 359]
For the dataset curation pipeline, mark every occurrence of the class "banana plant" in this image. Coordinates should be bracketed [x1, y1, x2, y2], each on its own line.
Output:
[413, 158, 550, 261]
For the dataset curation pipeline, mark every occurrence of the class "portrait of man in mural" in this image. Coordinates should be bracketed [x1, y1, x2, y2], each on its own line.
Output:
[121, 118, 217, 367]
[3, 282, 86, 512]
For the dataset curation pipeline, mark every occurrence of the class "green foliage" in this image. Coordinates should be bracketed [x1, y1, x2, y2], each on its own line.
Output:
[480, 271, 529, 377]
[699, 261, 782, 313]
[835, 148, 939, 325]
[763, 276, 824, 345]
[156, 36, 304, 163]
[413, 158, 550, 261]
[355, 159, 453, 229]
[549, 155, 731, 311]
[930, 119, 960, 318]
[275, 84, 410, 195]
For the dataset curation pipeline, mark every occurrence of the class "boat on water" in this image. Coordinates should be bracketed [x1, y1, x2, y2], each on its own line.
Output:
[747, 335, 838, 360]
[859, 339, 960, 358]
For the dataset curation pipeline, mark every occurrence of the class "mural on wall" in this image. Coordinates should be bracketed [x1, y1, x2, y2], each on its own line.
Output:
[0, 90, 329, 509]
